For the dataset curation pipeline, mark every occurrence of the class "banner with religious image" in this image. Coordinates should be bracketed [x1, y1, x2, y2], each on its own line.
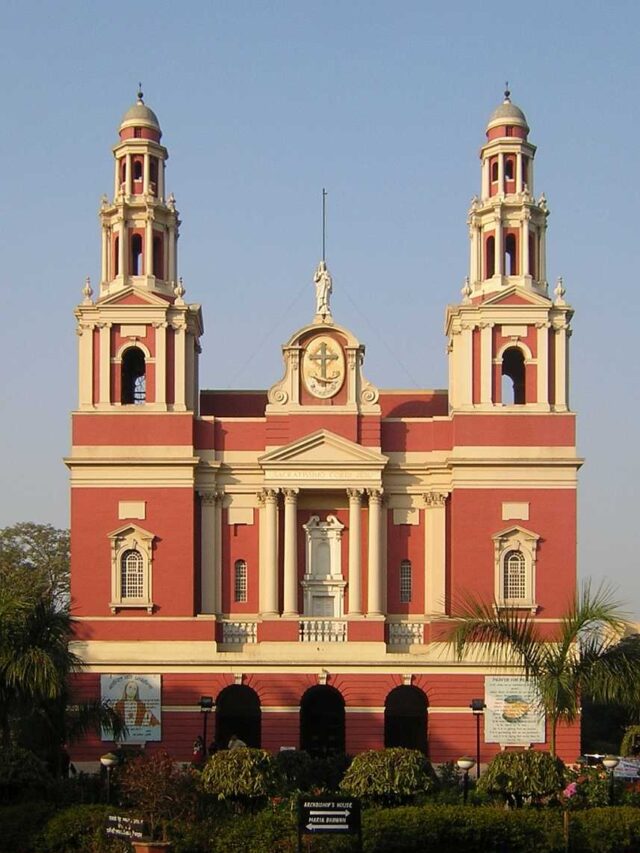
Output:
[101, 674, 162, 742]
[485, 676, 545, 745]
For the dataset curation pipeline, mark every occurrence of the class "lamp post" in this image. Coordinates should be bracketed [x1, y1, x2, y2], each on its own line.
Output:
[470, 698, 486, 779]
[602, 755, 620, 806]
[456, 756, 476, 804]
[199, 695, 214, 756]
[100, 752, 118, 804]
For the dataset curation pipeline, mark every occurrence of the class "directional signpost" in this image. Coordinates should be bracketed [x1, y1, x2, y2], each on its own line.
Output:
[298, 797, 362, 852]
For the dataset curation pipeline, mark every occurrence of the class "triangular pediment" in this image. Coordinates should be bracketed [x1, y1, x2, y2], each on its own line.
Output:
[98, 287, 171, 308]
[482, 286, 551, 308]
[492, 524, 540, 542]
[260, 429, 387, 471]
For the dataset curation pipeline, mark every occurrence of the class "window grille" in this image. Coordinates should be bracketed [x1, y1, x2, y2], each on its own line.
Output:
[503, 550, 526, 600]
[121, 549, 144, 599]
[234, 559, 247, 603]
[400, 559, 412, 603]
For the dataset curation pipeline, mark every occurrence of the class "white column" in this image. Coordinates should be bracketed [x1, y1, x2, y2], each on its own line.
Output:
[114, 157, 121, 198]
[458, 324, 473, 406]
[168, 224, 176, 283]
[185, 332, 195, 411]
[158, 160, 165, 201]
[480, 323, 492, 404]
[536, 322, 549, 406]
[125, 154, 132, 196]
[516, 152, 523, 192]
[539, 224, 547, 284]
[424, 492, 448, 615]
[200, 491, 221, 614]
[347, 488, 363, 615]
[481, 159, 490, 198]
[173, 321, 186, 410]
[118, 222, 126, 278]
[98, 323, 111, 404]
[143, 153, 150, 196]
[494, 213, 503, 276]
[260, 489, 279, 616]
[469, 226, 479, 284]
[145, 219, 154, 276]
[367, 489, 383, 615]
[521, 213, 530, 277]
[283, 489, 298, 616]
[101, 227, 108, 284]
[154, 322, 167, 405]
[77, 323, 94, 409]
[554, 325, 568, 410]
[497, 153, 505, 195]
[282, 489, 299, 616]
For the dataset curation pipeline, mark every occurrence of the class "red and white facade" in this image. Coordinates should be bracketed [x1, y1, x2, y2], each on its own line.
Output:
[68, 90, 580, 768]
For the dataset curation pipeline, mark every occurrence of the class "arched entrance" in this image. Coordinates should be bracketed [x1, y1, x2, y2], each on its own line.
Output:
[384, 686, 428, 753]
[215, 685, 261, 750]
[300, 685, 345, 756]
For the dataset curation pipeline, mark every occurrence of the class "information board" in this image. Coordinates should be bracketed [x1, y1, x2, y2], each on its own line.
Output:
[105, 814, 145, 841]
[485, 675, 545, 745]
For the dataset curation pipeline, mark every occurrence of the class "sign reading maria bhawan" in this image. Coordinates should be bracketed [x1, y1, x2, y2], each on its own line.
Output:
[105, 814, 145, 841]
[101, 674, 161, 743]
[298, 797, 361, 835]
[485, 675, 545, 745]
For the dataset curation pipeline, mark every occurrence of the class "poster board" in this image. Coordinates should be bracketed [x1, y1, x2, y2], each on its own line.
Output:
[101, 674, 162, 742]
[485, 676, 545, 745]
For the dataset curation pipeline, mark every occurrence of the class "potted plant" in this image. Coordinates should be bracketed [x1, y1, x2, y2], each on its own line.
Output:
[119, 751, 198, 850]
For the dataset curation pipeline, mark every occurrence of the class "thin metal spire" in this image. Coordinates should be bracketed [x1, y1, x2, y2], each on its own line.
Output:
[322, 188, 327, 262]
[137, 82, 144, 102]
[504, 81, 511, 101]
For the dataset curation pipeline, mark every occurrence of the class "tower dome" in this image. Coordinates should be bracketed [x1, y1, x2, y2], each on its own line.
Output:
[119, 88, 162, 140]
[486, 88, 529, 138]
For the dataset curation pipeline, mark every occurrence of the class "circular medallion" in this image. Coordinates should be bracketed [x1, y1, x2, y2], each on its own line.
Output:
[302, 335, 345, 399]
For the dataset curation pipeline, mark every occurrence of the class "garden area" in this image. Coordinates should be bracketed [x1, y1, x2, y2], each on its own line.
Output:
[3, 745, 640, 853]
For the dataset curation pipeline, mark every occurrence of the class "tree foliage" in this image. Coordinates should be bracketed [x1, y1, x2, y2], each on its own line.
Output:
[340, 748, 435, 805]
[201, 748, 280, 807]
[478, 750, 565, 805]
[0, 523, 70, 611]
[448, 582, 640, 755]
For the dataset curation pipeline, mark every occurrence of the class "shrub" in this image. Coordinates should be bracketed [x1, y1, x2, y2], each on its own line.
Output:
[37, 804, 115, 852]
[201, 748, 280, 809]
[118, 751, 198, 841]
[620, 725, 640, 757]
[340, 748, 435, 805]
[478, 750, 566, 806]
[0, 801, 53, 853]
[0, 745, 53, 801]
[569, 807, 640, 853]
[274, 749, 313, 793]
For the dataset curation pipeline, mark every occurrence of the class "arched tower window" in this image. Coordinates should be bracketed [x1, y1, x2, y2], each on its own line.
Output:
[131, 233, 143, 275]
[121, 347, 146, 405]
[503, 550, 526, 601]
[522, 158, 529, 186]
[120, 159, 126, 186]
[505, 233, 518, 275]
[114, 236, 120, 276]
[153, 235, 163, 278]
[234, 559, 247, 603]
[485, 235, 495, 278]
[491, 161, 498, 182]
[501, 347, 525, 405]
[400, 560, 412, 603]
[529, 233, 536, 278]
[505, 158, 514, 180]
[133, 159, 143, 181]
[121, 549, 144, 599]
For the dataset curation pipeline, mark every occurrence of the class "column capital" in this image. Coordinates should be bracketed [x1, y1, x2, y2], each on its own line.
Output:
[346, 487, 364, 502]
[257, 487, 279, 505]
[423, 491, 449, 508]
[199, 490, 222, 506]
[366, 488, 384, 504]
[282, 488, 299, 503]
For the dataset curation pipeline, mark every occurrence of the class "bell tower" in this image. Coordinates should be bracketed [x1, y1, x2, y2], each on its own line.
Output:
[74, 90, 202, 413]
[446, 91, 573, 412]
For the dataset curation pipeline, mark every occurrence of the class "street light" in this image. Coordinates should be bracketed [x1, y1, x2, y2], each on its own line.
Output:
[199, 696, 214, 757]
[100, 752, 118, 804]
[456, 756, 476, 804]
[602, 755, 620, 805]
[470, 698, 486, 779]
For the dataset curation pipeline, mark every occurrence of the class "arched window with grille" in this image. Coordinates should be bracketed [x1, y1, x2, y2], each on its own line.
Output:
[121, 549, 144, 599]
[234, 559, 248, 603]
[121, 347, 146, 405]
[503, 550, 526, 601]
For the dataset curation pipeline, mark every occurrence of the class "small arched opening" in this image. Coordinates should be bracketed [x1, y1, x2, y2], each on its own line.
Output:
[131, 233, 143, 276]
[121, 347, 146, 405]
[505, 158, 514, 181]
[133, 159, 143, 181]
[384, 686, 428, 753]
[300, 685, 345, 756]
[152, 235, 163, 279]
[505, 233, 517, 275]
[491, 161, 498, 183]
[215, 684, 261, 750]
[528, 233, 536, 278]
[114, 236, 120, 276]
[485, 235, 495, 278]
[501, 347, 525, 405]
[150, 158, 158, 194]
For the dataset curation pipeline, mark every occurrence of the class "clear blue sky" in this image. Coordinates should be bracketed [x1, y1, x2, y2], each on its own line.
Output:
[1, 1, 638, 613]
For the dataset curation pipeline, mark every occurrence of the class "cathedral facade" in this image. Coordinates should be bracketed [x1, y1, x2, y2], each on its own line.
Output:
[67, 90, 580, 768]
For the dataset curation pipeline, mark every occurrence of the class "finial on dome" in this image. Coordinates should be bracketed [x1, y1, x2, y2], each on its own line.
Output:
[137, 83, 144, 103]
[461, 277, 472, 304]
[174, 277, 186, 304]
[504, 81, 511, 102]
[554, 276, 566, 305]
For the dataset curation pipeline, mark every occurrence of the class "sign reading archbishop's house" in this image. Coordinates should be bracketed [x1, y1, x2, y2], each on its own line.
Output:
[485, 676, 545, 745]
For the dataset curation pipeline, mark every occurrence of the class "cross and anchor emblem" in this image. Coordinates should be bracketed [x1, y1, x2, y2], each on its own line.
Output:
[303, 335, 345, 399]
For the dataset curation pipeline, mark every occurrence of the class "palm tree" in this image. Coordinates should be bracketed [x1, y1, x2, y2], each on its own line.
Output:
[448, 583, 640, 756]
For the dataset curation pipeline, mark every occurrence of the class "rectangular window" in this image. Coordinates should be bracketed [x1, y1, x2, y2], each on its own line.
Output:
[400, 560, 412, 603]
[234, 560, 247, 603]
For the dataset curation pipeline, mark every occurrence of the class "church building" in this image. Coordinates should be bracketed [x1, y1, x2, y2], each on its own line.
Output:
[67, 89, 580, 768]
